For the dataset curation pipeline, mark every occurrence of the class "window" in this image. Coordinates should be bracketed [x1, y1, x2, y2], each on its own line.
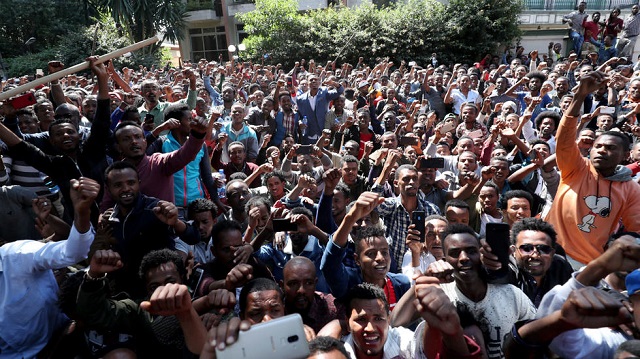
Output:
[236, 24, 248, 44]
[190, 27, 228, 62]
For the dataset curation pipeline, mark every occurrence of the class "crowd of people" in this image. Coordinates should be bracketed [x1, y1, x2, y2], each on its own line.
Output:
[3, 21, 640, 357]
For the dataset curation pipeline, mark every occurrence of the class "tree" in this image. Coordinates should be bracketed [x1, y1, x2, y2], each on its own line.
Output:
[91, 0, 188, 46]
[434, 0, 523, 64]
[237, 0, 522, 67]
[236, 0, 306, 64]
[5, 18, 136, 77]
[0, 0, 89, 59]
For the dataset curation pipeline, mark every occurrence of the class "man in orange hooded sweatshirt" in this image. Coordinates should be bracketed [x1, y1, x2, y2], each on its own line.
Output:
[547, 70, 640, 266]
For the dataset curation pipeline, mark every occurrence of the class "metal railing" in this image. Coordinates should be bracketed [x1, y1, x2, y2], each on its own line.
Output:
[186, 0, 223, 13]
[523, 0, 638, 11]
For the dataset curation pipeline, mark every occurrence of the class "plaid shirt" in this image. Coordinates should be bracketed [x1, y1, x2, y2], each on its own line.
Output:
[372, 184, 440, 272]
[282, 111, 296, 136]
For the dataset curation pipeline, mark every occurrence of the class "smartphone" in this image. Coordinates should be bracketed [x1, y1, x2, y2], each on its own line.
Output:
[600, 106, 615, 115]
[35, 69, 44, 76]
[187, 268, 204, 297]
[420, 157, 445, 169]
[144, 113, 155, 123]
[216, 314, 310, 359]
[485, 223, 511, 276]
[399, 136, 419, 146]
[439, 121, 456, 135]
[467, 129, 484, 139]
[8, 93, 37, 110]
[411, 210, 426, 242]
[296, 145, 312, 155]
[272, 218, 298, 232]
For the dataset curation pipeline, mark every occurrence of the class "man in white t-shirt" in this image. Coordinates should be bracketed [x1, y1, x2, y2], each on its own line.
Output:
[426, 224, 536, 359]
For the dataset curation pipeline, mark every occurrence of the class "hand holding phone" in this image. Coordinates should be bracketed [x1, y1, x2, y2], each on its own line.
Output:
[411, 211, 426, 242]
[439, 121, 456, 135]
[484, 223, 511, 276]
[272, 218, 298, 232]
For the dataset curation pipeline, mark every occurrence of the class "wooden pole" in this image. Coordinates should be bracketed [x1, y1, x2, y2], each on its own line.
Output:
[0, 34, 161, 102]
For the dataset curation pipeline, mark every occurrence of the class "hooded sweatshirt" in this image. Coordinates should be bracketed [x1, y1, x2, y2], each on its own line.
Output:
[546, 115, 640, 264]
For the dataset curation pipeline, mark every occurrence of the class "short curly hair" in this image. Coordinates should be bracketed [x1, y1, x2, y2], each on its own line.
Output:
[138, 249, 186, 281]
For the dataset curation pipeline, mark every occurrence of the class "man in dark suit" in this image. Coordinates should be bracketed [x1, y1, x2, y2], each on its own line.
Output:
[296, 74, 344, 144]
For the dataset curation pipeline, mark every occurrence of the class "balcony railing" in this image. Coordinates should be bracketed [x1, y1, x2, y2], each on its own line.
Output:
[523, 0, 638, 11]
[186, 0, 223, 13]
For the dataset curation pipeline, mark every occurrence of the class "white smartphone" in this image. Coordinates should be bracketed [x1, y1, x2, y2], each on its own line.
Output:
[600, 106, 615, 115]
[468, 129, 484, 139]
[439, 121, 456, 135]
[215, 314, 310, 359]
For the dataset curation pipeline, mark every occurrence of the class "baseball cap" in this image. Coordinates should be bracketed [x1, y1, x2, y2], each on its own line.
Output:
[626, 269, 640, 296]
[358, 80, 370, 88]
[444, 113, 457, 121]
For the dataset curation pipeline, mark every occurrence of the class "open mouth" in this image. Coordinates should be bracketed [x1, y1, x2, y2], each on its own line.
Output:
[363, 334, 380, 346]
[527, 260, 542, 268]
[374, 265, 387, 273]
[120, 193, 134, 200]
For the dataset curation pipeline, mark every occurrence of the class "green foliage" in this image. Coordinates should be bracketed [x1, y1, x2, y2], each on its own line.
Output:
[4, 48, 61, 78]
[91, 0, 188, 45]
[0, 0, 90, 58]
[237, 0, 306, 63]
[238, 0, 523, 67]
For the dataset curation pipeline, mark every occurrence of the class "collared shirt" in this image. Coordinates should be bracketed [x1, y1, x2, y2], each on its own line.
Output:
[563, 11, 588, 34]
[309, 93, 317, 111]
[138, 90, 197, 128]
[450, 89, 482, 114]
[623, 12, 640, 37]
[372, 184, 440, 272]
[0, 225, 95, 357]
[282, 111, 296, 135]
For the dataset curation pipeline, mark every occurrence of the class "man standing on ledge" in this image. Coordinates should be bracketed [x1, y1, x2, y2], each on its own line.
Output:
[562, 1, 588, 56]
[296, 74, 344, 144]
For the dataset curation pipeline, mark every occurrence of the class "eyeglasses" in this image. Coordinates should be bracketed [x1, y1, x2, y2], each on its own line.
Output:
[518, 244, 553, 255]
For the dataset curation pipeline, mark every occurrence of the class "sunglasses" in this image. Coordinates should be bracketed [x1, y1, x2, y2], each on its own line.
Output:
[518, 244, 553, 255]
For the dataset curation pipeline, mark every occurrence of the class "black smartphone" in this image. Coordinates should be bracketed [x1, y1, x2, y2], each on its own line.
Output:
[144, 113, 155, 123]
[399, 136, 419, 146]
[412, 210, 425, 242]
[296, 145, 312, 155]
[420, 157, 445, 169]
[485, 223, 511, 276]
[272, 218, 298, 232]
[187, 267, 204, 297]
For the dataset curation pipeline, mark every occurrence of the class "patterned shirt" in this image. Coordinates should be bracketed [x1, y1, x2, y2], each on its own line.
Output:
[623, 13, 640, 37]
[372, 184, 440, 272]
[455, 121, 488, 139]
[282, 111, 296, 136]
